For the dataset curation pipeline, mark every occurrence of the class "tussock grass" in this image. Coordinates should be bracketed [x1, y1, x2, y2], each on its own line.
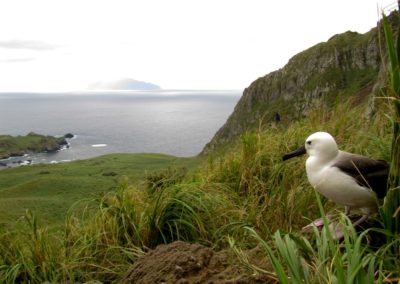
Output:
[226, 12, 400, 284]
[0, 94, 393, 282]
[1, 19, 399, 282]
[382, 13, 400, 238]
[234, 193, 381, 284]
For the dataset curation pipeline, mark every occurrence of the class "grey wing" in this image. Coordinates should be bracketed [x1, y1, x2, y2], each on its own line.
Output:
[333, 151, 389, 198]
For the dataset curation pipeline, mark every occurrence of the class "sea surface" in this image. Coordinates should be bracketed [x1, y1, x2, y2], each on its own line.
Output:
[0, 90, 241, 165]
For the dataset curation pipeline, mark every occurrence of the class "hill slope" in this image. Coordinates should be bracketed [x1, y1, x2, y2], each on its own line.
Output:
[202, 17, 396, 154]
[0, 153, 200, 228]
[1, 13, 398, 284]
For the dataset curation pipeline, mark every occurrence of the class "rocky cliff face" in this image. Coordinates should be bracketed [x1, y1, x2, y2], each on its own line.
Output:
[201, 16, 394, 154]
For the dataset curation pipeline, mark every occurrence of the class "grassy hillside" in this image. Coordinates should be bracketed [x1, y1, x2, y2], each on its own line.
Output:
[1, 95, 397, 283]
[1, 12, 399, 284]
[0, 153, 201, 229]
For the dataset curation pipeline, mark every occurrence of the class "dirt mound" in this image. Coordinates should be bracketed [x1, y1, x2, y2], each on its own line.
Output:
[120, 241, 275, 284]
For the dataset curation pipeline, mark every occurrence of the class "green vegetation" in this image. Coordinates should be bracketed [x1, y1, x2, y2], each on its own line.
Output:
[0, 153, 201, 229]
[0, 132, 67, 159]
[203, 16, 384, 154]
[381, 13, 400, 239]
[0, 95, 396, 282]
[229, 14, 400, 284]
[1, 13, 400, 284]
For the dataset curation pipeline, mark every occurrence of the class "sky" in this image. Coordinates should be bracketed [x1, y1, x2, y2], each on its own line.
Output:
[0, 0, 397, 92]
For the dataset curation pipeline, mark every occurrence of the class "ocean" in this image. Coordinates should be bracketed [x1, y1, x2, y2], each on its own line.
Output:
[0, 90, 241, 165]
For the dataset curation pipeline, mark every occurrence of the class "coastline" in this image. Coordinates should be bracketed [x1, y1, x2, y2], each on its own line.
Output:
[0, 133, 73, 168]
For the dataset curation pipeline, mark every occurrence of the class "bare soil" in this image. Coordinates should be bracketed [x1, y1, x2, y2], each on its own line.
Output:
[120, 241, 276, 284]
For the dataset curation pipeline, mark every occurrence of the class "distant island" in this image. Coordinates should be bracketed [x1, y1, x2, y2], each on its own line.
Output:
[88, 78, 161, 90]
[0, 132, 73, 161]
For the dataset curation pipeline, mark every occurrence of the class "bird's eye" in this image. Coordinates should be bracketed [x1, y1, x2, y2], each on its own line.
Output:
[307, 141, 312, 145]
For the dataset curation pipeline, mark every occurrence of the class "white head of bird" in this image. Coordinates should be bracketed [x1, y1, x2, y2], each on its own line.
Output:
[304, 132, 339, 161]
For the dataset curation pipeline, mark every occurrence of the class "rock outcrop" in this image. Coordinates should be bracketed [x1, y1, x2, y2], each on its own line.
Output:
[0, 132, 71, 159]
[202, 14, 398, 154]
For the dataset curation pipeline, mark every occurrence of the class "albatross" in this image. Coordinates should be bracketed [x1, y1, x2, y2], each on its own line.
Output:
[282, 132, 389, 235]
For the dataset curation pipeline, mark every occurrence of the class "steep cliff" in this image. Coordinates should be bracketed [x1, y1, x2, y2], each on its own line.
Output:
[202, 17, 395, 154]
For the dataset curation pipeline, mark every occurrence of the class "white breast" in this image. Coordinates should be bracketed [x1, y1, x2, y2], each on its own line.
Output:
[306, 156, 377, 213]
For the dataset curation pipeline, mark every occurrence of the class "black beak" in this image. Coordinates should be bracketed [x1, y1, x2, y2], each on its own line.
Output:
[282, 145, 306, 161]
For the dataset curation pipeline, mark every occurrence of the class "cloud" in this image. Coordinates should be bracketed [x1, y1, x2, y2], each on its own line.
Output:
[0, 40, 59, 51]
[0, 57, 35, 63]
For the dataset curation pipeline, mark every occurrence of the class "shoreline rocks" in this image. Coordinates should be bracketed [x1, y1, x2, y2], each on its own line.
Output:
[0, 132, 74, 160]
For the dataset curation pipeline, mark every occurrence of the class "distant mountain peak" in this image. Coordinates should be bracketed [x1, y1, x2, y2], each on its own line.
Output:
[88, 78, 161, 90]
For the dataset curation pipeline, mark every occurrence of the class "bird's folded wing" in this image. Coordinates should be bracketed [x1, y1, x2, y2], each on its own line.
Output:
[333, 152, 389, 198]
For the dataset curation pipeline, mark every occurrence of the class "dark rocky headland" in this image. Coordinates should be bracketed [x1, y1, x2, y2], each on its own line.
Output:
[0, 132, 73, 161]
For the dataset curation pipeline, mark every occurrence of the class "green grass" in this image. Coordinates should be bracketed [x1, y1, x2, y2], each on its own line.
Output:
[225, 13, 400, 284]
[0, 95, 396, 283]
[1, 14, 400, 283]
[0, 153, 201, 229]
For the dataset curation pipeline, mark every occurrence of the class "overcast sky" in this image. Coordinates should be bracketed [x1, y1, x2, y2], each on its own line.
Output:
[0, 0, 396, 92]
